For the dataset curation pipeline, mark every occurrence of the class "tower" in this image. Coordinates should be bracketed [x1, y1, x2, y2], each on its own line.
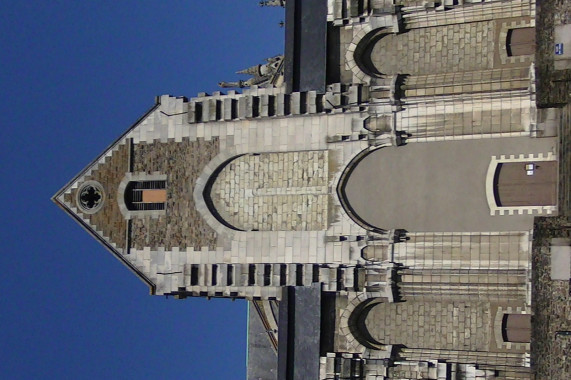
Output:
[53, 1, 561, 379]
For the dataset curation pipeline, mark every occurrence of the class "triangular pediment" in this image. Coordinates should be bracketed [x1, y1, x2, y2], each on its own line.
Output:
[52, 100, 163, 290]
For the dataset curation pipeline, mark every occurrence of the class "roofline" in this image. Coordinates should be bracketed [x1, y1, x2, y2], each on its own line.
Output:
[51, 96, 170, 294]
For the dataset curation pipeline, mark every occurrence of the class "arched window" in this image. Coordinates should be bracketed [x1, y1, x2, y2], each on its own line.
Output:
[125, 180, 166, 211]
[507, 28, 535, 57]
[502, 314, 531, 343]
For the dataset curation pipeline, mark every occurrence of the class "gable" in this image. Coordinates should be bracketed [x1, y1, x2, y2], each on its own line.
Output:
[52, 101, 161, 291]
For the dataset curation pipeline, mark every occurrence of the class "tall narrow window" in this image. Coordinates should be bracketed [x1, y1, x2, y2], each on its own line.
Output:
[125, 180, 167, 211]
[507, 28, 535, 57]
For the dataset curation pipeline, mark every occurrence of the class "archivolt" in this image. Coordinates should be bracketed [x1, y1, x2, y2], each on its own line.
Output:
[339, 293, 390, 354]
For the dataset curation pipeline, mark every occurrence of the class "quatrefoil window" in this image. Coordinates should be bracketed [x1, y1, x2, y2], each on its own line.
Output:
[76, 181, 105, 214]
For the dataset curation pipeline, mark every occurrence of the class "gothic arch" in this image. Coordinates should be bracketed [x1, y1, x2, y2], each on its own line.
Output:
[336, 145, 388, 232]
[344, 14, 402, 83]
[195, 148, 331, 236]
[193, 147, 243, 238]
[202, 154, 247, 232]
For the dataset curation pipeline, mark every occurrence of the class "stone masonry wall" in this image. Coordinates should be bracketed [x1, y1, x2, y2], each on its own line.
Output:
[365, 301, 491, 351]
[371, 21, 495, 75]
[393, 232, 530, 270]
[211, 151, 329, 231]
[66, 143, 129, 250]
[130, 137, 219, 250]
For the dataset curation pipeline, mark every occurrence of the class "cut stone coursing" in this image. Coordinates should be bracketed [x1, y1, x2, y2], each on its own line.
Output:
[211, 151, 329, 231]
[371, 21, 496, 75]
[365, 301, 490, 351]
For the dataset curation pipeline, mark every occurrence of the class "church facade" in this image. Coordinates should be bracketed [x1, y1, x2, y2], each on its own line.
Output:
[54, 0, 561, 379]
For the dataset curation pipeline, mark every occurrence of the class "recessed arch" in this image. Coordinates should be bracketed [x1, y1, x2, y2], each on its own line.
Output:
[340, 139, 553, 232]
[353, 28, 390, 78]
[203, 150, 330, 232]
[347, 298, 386, 350]
[203, 154, 247, 231]
[338, 293, 391, 354]
[485, 152, 558, 216]
[336, 146, 384, 232]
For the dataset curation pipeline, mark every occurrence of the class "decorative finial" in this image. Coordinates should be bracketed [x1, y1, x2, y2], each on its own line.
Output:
[219, 55, 285, 89]
[259, 0, 285, 7]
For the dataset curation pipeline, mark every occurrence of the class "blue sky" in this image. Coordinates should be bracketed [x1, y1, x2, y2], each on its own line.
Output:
[0, 2, 284, 379]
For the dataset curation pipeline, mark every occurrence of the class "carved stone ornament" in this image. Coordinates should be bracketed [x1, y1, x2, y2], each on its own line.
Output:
[76, 181, 105, 214]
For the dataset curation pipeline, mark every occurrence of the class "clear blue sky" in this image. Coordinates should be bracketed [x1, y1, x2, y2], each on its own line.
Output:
[0, 2, 283, 379]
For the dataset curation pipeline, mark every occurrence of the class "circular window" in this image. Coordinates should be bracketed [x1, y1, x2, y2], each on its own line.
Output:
[76, 181, 105, 214]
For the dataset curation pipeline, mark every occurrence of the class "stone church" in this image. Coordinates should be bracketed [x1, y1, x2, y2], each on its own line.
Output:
[53, 0, 561, 379]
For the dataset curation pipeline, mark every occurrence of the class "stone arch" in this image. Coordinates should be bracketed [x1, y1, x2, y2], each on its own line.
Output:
[338, 293, 392, 354]
[351, 28, 390, 79]
[193, 147, 242, 239]
[336, 145, 389, 232]
[345, 24, 396, 84]
[339, 139, 554, 232]
[344, 14, 402, 83]
[196, 148, 331, 234]
[203, 154, 247, 232]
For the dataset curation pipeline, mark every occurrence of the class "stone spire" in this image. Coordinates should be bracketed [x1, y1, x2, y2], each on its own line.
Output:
[219, 55, 284, 89]
[237, 65, 261, 76]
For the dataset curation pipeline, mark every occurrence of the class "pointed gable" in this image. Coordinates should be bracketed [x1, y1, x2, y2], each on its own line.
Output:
[52, 100, 161, 291]
[53, 95, 223, 292]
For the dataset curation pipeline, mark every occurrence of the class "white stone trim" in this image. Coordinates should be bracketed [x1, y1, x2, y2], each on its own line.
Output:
[344, 15, 400, 84]
[485, 152, 558, 216]
[493, 306, 531, 353]
[346, 24, 375, 84]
